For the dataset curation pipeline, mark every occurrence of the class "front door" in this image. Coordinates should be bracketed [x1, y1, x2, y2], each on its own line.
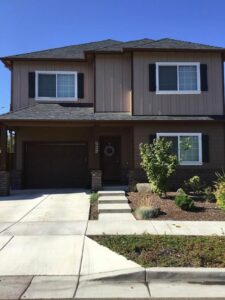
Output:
[100, 136, 121, 183]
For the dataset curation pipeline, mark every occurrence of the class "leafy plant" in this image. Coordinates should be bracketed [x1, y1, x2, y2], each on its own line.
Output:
[139, 138, 178, 196]
[175, 191, 194, 211]
[176, 188, 186, 195]
[204, 186, 216, 203]
[184, 176, 203, 195]
[214, 171, 225, 211]
[135, 206, 160, 219]
[90, 192, 99, 204]
[215, 170, 225, 185]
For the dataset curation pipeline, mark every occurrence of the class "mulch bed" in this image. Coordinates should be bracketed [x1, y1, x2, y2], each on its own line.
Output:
[128, 192, 225, 221]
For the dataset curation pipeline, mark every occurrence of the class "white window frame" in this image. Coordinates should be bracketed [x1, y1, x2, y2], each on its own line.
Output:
[156, 132, 202, 166]
[156, 62, 201, 95]
[35, 71, 78, 101]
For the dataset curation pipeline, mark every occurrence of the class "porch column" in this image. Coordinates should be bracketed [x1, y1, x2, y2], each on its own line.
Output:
[0, 126, 10, 195]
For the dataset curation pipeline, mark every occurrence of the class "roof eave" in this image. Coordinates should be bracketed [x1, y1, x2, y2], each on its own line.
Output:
[123, 47, 225, 53]
[0, 56, 89, 68]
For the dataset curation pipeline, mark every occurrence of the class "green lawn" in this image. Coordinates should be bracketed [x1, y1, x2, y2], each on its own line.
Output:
[92, 235, 225, 267]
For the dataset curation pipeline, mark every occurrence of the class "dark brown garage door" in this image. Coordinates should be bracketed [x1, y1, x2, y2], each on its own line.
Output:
[24, 142, 88, 188]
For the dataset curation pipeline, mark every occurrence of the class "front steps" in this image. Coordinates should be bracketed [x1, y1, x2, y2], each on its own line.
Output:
[98, 191, 125, 197]
[98, 195, 128, 204]
[98, 190, 135, 221]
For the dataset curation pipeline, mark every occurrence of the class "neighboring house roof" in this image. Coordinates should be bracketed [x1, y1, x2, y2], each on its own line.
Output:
[0, 104, 223, 122]
[1, 38, 225, 66]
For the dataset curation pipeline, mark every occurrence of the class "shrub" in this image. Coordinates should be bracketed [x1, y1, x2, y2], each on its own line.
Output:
[176, 188, 186, 195]
[139, 138, 178, 196]
[90, 192, 99, 204]
[175, 192, 194, 211]
[184, 176, 203, 195]
[214, 171, 225, 211]
[215, 170, 225, 184]
[204, 186, 216, 203]
[135, 206, 160, 219]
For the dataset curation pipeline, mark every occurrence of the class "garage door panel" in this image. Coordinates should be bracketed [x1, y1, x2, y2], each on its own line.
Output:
[25, 142, 88, 188]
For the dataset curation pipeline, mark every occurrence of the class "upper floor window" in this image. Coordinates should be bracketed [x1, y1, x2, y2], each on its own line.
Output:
[35, 71, 78, 100]
[156, 62, 201, 94]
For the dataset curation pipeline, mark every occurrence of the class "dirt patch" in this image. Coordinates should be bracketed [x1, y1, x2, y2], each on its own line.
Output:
[89, 202, 98, 220]
[128, 192, 225, 221]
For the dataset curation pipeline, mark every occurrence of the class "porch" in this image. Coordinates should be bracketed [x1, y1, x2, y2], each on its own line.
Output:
[0, 122, 134, 195]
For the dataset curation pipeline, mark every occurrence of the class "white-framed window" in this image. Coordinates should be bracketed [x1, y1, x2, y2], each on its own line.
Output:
[35, 71, 78, 100]
[156, 62, 201, 94]
[156, 133, 202, 165]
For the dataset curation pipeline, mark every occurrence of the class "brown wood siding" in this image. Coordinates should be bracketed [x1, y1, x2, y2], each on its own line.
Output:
[95, 54, 131, 112]
[133, 52, 224, 115]
[133, 122, 225, 169]
[12, 60, 94, 111]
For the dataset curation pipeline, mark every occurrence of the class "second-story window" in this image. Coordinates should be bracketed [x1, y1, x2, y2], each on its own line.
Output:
[35, 71, 77, 100]
[156, 62, 200, 94]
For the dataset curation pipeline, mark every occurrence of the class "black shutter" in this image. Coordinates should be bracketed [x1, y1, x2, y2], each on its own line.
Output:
[202, 134, 209, 163]
[28, 72, 35, 98]
[77, 73, 84, 98]
[200, 64, 208, 91]
[149, 134, 156, 144]
[149, 64, 156, 91]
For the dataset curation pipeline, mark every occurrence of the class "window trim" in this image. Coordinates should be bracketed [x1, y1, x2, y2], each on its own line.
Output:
[35, 71, 78, 101]
[156, 132, 202, 166]
[156, 62, 201, 95]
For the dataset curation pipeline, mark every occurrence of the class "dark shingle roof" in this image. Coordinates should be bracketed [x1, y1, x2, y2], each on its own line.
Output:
[132, 38, 223, 50]
[2, 38, 224, 62]
[4, 39, 122, 60]
[0, 104, 222, 122]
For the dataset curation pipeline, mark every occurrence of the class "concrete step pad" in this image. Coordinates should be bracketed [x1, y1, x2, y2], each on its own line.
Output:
[98, 203, 131, 213]
[98, 191, 125, 197]
[99, 213, 135, 221]
[98, 195, 128, 204]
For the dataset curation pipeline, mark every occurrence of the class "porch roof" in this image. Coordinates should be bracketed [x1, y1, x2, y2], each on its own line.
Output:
[0, 104, 224, 123]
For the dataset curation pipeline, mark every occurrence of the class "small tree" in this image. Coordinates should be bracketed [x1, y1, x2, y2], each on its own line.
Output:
[139, 138, 178, 196]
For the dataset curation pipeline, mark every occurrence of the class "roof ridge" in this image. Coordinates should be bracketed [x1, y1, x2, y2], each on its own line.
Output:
[154, 37, 223, 49]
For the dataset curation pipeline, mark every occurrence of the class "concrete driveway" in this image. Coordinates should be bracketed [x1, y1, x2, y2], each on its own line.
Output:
[0, 190, 90, 278]
[0, 190, 90, 235]
[0, 190, 141, 299]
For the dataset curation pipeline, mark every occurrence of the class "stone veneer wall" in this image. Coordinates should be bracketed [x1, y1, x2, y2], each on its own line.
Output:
[91, 170, 102, 191]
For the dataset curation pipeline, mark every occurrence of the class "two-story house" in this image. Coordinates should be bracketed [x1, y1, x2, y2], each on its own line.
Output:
[0, 38, 225, 195]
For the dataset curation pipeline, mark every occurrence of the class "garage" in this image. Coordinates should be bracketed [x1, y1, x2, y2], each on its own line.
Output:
[24, 142, 88, 188]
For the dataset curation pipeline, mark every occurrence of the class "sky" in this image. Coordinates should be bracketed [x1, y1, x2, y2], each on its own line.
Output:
[0, 0, 225, 114]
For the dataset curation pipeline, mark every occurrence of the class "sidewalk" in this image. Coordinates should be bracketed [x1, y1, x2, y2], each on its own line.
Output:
[87, 220, 225, 236]
[2, 267, 225, 299]
[0, 190, 225, 299]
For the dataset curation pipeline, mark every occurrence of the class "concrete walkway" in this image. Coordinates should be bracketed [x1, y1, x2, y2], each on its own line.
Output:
[87, 220, 225, 236]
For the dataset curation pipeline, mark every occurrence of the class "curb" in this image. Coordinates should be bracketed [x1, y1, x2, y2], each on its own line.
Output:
[80, 267, 225, 283]
[146, 267, 225, 282]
